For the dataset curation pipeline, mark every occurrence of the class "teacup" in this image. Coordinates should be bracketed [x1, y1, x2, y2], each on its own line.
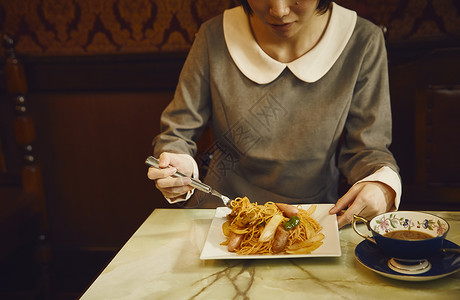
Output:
[352, 211, 450, 260]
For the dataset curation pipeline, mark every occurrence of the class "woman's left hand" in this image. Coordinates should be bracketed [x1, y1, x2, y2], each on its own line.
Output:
[329, 182, 396, 228]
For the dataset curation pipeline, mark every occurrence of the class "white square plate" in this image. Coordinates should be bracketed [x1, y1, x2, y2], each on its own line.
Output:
[200, 203, 341, 260]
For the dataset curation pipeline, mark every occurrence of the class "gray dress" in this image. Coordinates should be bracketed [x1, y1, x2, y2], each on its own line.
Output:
[153, 5, 399, 208]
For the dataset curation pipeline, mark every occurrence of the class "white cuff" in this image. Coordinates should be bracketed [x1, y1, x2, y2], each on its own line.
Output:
[354, 166, 402, 209]
[165, 154, 200, 204]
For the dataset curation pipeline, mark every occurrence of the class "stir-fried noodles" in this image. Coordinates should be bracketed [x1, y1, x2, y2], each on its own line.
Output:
[221, 197, 324, 255]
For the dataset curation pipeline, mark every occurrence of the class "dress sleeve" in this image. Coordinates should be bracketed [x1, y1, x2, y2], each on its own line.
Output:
[338, 28, 401, 188]
[152, 24, 212, 158]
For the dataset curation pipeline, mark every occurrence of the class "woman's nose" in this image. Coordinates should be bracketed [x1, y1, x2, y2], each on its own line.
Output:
[269, 0, 291, 18]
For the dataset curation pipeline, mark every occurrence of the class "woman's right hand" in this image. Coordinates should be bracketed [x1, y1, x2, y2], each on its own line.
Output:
[147, 152, 195, 201]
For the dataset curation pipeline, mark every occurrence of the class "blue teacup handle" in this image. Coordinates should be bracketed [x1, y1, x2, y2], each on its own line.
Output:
[352, 215, 377, 244]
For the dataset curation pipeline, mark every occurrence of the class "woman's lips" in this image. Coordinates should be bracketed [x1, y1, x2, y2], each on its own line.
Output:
[269, 22, 294, 32]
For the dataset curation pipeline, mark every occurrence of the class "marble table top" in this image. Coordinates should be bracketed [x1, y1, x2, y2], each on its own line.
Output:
[81, 209, 460, 300]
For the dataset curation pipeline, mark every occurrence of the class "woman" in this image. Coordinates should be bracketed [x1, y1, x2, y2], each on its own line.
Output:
[148, 0, 401, 228]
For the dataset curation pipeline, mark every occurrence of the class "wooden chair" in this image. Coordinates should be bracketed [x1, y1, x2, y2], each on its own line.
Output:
[0, 33, 52, 299]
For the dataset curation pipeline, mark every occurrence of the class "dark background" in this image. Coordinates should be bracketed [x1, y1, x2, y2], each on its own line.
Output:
[1, 0, 460, 298]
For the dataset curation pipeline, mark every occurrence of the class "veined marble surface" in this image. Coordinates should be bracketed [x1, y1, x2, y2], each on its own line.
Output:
[81, 209, 460, 300]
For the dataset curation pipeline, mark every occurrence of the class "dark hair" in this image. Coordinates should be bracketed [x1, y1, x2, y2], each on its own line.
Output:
[239, 0, 332, 16]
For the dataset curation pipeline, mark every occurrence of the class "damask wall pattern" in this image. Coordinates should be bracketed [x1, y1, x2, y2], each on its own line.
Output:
[341, 0, 460, 41]
[0, 0, 459, 56]
[0, 0, 239, 55]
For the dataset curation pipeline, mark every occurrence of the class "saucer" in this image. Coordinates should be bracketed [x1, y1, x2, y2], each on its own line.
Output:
[354, 239, 460, 281]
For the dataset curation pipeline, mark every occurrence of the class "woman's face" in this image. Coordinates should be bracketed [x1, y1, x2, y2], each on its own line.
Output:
[247, 0, 321, 39]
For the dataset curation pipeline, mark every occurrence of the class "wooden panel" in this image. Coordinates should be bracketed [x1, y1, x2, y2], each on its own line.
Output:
[19, 54, 187, 249]
[30, 91, 174, 248]
[390, 48, 460, 210]
[415, 87, 460, 185]
[411, 86, 460, 210]
[22, 53, 186, 92]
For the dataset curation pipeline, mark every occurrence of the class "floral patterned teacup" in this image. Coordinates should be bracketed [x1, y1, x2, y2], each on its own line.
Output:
[352, 211, 450, 260]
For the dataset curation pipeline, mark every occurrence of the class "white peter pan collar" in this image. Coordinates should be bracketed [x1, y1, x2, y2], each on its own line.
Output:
[223, 3, 357, 84]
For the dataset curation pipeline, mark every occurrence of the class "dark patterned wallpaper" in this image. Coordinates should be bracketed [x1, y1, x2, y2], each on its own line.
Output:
[0, 0, 459, 56]
[340, 0, 460, 41]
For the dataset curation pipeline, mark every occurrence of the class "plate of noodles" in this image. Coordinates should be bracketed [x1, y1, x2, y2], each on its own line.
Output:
[200, 197, 341, 260]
